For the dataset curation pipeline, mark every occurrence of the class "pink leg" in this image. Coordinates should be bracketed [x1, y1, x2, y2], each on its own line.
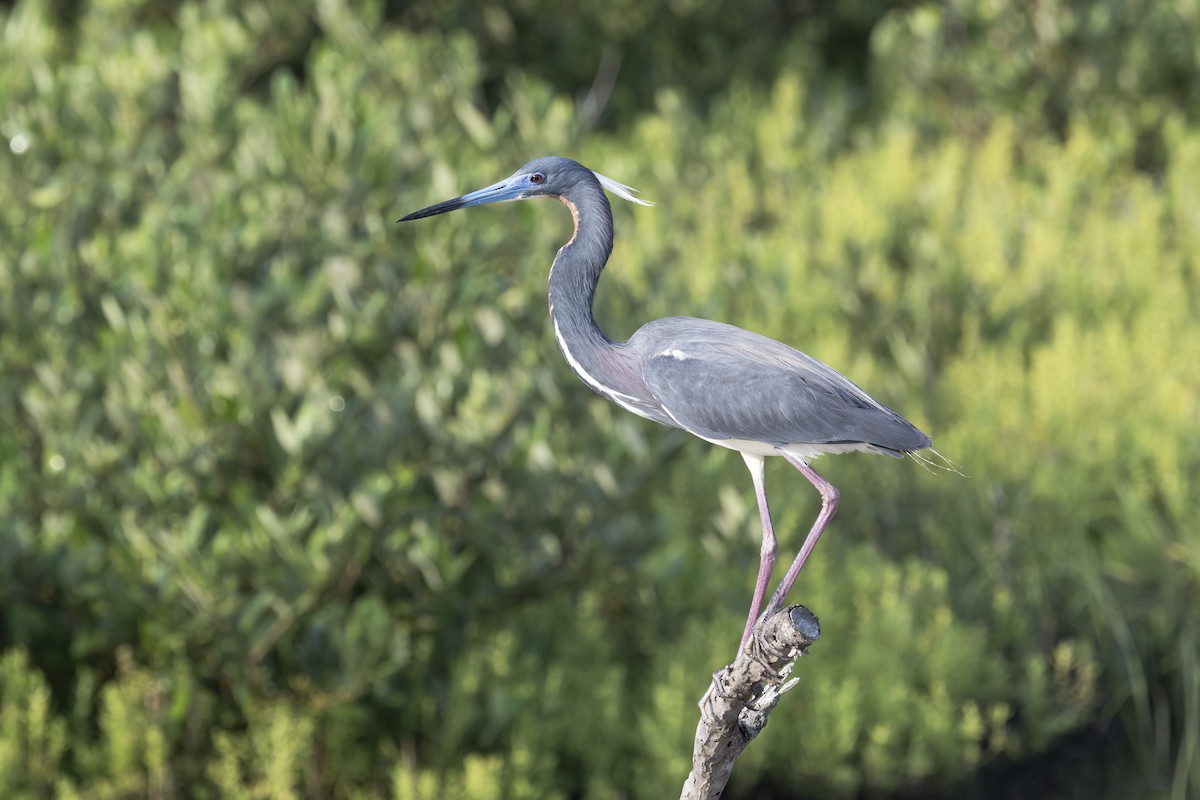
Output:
[738, 453, 777, 653]
[764, 451, 840, 615]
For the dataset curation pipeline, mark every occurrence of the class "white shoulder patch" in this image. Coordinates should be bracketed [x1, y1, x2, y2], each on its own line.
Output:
[661, 348, 689, 360]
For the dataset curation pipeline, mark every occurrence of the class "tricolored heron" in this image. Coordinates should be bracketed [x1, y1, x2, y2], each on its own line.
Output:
[400, 156, 931, 652]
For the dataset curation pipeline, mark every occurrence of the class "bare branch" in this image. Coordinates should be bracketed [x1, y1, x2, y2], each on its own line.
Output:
[680, 605, 821, 800]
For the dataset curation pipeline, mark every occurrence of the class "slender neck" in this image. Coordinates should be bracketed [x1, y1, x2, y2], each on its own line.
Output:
[543, 178, 671, 426]
[547, 182, 615, 349]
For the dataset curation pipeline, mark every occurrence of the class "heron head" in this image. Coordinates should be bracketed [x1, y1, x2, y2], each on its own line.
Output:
[398, 156, 651, 222]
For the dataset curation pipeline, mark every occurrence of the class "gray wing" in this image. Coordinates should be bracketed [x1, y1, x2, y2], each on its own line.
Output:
[633, 317, 931, 453]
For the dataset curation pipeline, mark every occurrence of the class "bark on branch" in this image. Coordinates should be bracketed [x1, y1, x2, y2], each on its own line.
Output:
[679, 605, 821, 800]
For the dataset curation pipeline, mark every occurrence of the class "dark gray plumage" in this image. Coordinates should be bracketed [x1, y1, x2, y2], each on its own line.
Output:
[634, 317, 929, 454]
[400, 156, 931, 652]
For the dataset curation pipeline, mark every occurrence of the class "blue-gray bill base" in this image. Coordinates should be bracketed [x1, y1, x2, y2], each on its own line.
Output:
[399, 156, 934, 653]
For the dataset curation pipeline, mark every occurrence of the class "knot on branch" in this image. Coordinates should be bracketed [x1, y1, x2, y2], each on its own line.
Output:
[746, 604, 820, 680]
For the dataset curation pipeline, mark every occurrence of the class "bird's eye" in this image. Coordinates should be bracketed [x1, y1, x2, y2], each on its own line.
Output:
[530, 173, 544, 184]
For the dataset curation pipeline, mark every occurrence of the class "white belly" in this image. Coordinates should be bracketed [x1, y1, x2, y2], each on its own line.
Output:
[694, 434, 876, 461]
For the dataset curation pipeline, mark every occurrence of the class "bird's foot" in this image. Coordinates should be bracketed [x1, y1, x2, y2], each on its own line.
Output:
[703, 605, 819, 723]
[699, 669, 734, 724]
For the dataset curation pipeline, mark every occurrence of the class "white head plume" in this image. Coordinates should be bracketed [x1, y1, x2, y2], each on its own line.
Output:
[593, 171, 654, 206]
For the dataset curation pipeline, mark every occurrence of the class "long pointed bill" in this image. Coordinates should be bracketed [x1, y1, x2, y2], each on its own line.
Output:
[397, 177, 526, 222]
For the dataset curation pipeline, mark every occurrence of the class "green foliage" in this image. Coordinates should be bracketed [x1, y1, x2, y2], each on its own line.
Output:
[2, 0, 1199, 798]
[874, 0, 1200, 156]
[0, 650, 68, 797]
